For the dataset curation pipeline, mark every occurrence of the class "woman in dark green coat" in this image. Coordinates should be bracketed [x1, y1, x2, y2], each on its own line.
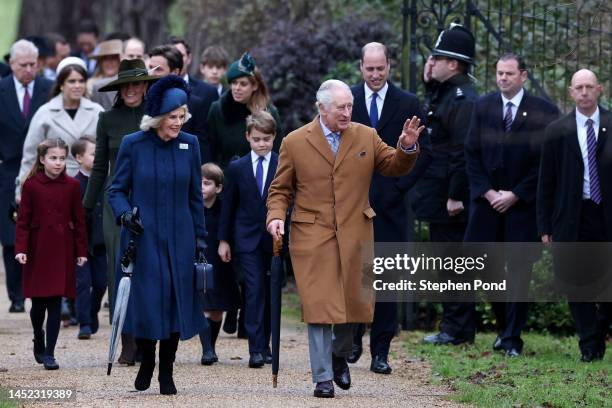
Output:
[206, 52, 283, 340]
[82, 59, 157, 364]
[207, 52, 283, 169]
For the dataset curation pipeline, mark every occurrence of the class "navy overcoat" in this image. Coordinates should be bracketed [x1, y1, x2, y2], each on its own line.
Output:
[108, 130, 207, 340]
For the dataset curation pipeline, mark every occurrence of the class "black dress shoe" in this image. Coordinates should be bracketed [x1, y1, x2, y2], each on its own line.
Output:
[332, 354, 351, 390]
[264, 348, 272, 364]
[505, 348, 520, 358]
[42, 356, 59, 370]
[370, 355, 392, 374]
[346, 343, 362, 364]
[223, 311, 237, 334]
[9, 302, 25, 313]
[493, 336, 503, 351]
[33, 331, 45, 364]
[423, 332, 472, 345]
[580, 349, 604, 362]
[313, 380, 334, 398]
[200, 350, 218, 365]
[248, 352, 265, 368]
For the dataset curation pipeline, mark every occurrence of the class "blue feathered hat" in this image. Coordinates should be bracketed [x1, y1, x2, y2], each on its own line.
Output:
[144, 75, 191, 117]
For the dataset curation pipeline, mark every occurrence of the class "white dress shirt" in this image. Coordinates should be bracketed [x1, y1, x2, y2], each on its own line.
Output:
[251, 150, 272, 193]
[13, 76, 34, 112]
[576, 107, 600, 199]
[500, 87, 524, 122]
[364, 82, 388, 119]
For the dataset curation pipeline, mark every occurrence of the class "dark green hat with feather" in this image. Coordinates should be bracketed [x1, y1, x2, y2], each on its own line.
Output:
[226, 52, 256, 83]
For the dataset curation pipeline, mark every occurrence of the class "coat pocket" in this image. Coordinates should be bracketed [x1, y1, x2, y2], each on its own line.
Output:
[292, 211, 316, 224]
[363, 207, 376, 219]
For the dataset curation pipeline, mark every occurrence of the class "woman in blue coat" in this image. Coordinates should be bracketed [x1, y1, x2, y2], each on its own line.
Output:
[108, 75, 207, 395]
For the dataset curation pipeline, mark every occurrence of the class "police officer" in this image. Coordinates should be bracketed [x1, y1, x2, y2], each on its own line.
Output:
[412, 24, 479, 345]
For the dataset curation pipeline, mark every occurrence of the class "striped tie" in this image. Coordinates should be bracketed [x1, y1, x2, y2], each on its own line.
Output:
[503, 102, 513, 132]
[586, 118, 602, 204]
[328, 132, 340, 155]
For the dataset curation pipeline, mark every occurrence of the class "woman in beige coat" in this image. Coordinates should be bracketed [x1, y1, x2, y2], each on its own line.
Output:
[16, 57, 104, 199]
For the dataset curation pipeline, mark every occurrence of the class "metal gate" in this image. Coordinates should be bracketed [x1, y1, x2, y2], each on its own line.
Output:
[400, 0, 611, 112]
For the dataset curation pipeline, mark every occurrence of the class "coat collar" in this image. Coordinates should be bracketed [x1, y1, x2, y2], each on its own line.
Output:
[35, 170, 68, 184]
[305, 116, 355, 170]
[47, 94, 99, 140]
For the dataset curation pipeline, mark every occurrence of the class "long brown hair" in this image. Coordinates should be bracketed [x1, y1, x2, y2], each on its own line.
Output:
[26, 138, 69, 180]
[51, 65, 88, 98]
[245, 69, 270, 112]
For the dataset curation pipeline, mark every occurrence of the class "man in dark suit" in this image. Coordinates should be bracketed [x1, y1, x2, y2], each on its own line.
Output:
[148, 44, 217, 163]
[465, 54, 559, 356]
[0, 39, 53, 313]
[170, 37, 219, 114]
[537, 69, 612, 362]
[348, 42, 432, 374]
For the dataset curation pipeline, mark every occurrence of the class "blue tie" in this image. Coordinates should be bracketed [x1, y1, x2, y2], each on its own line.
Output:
[369, 92, 379, 128]
[504, 102, 513, 132]
[586, 119, 602, 204]
[255, 156, 264, 196]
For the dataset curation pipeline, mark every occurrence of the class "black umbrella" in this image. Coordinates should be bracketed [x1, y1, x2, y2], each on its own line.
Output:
[270, 237, 283, 387]
[107, 207, 141, 376]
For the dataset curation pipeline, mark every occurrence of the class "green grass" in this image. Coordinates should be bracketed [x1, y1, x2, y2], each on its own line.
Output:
[281, 290, 302, 322]
[0, 387, 19, 408]
[0, 0, 20, 55]
[404, 331, 612, 408]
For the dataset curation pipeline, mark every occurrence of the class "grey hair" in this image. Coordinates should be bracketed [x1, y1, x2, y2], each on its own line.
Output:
[9, 39, 39, 62]
[316, 79, 353, 111]
[140, 104, 192, 131]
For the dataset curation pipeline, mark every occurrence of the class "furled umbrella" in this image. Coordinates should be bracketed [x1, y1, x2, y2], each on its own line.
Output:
[270, 237, 283, 387]
[107, 207, 141, 375]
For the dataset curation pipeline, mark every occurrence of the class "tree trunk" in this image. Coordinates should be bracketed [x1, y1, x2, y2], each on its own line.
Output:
[17, 0, 171, 49]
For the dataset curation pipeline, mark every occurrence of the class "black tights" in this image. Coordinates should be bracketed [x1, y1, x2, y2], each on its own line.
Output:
[30, 297, 62, 357]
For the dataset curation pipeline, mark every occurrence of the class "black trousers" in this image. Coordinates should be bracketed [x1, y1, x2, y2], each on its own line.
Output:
[352, 300, 398, 360]
[3, 245, 23, 305]
[570, 200, 612, 355]
[430, 222, 476, 341]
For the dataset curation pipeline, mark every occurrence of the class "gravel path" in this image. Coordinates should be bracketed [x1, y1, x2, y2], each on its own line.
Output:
[0, 264, 460, 407]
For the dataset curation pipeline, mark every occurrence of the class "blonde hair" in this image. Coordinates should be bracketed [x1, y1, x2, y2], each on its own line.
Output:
[26, 138, 69, 180]
[140, 104, 192, 131]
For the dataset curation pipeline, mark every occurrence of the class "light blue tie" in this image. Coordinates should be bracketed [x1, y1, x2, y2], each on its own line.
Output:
[329, 133, 340, 155]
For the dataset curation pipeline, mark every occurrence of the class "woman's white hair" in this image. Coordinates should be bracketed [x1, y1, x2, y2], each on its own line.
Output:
[9, 39, 38, 62]
[316, 79, 353, 112]
[140, 104, 192, 131]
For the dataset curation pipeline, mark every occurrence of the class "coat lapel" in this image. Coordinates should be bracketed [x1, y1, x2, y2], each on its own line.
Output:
[333, 123, 355, 171]
[376, 82, 399, 132]
[305, 118, 335, 166]
[263, 153, 278, 200]
[0, 76, 25, 128]
[564, 111, 582, 161]
[29, 77, 50, 123]
[597, 108, 610, 155]
[490, 93, 504, 133]
[352, 84, 369, 125]
[509, 91, 530, 133]
[241, 155, 261, 199]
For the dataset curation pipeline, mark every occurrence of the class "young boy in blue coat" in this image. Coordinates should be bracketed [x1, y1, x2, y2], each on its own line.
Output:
[72, 136, 107, 339]
[218, 110, 278, 368]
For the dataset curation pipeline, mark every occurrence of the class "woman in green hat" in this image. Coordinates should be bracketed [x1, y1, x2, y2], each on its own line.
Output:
[207, 52, 283, 168]
[82, 58, 158, 364]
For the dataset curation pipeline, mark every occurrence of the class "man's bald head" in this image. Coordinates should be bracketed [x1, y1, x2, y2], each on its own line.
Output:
[569, 69, 602, 116]
[360, 42, 390, 92]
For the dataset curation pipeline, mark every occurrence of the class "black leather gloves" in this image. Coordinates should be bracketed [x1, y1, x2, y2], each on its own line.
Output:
[121, 209, 143, 235]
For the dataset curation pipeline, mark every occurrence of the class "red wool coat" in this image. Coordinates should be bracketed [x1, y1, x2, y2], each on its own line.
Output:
[15, 172, 87, 298]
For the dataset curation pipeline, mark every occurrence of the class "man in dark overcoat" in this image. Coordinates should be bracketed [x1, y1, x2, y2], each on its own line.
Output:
[464, 53, 559, 356]
[537, 69, 612, 362]
[411, 24, 479, 345]
[348, 42, 432, 374]
[0, 39, 53, 313]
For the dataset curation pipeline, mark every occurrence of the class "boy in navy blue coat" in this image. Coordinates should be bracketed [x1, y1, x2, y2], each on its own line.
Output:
[218, 111, 278, 368]
[72, 136, 107, 339]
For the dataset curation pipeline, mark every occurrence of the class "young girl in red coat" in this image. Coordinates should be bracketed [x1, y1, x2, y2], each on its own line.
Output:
[14, 138, 88, 370]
